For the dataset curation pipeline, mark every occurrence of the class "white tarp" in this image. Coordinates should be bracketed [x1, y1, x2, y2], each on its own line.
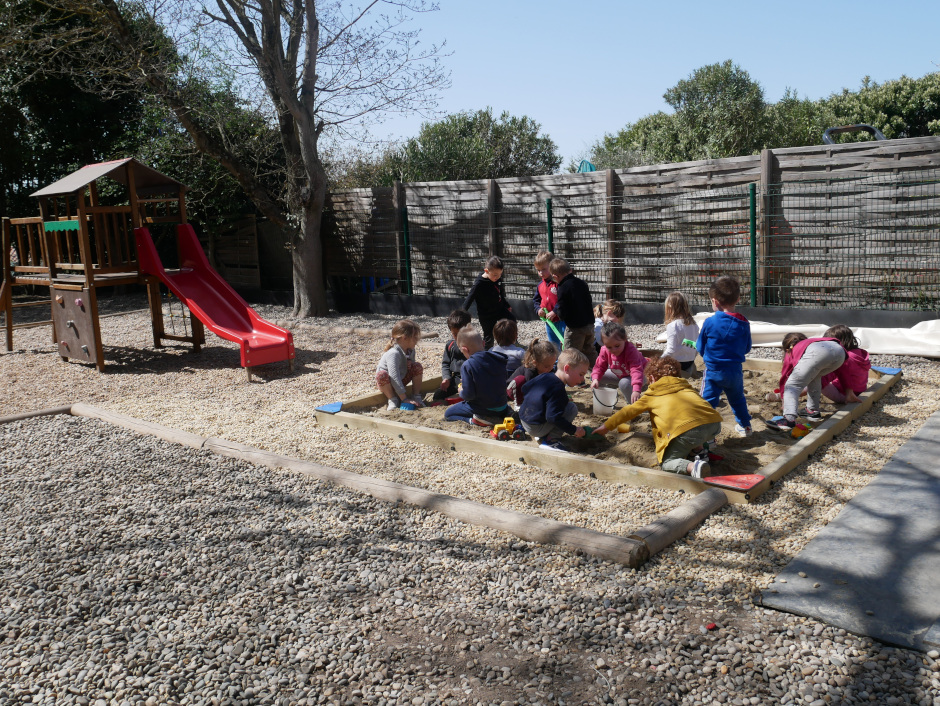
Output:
[654, 313, 940, 359]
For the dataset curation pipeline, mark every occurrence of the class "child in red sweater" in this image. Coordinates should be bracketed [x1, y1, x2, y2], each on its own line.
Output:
[591, 321, 647, 404]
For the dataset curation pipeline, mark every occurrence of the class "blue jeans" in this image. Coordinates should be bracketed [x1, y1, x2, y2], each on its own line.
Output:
[445, 401, 509, 424]
[700, 364, 751, 428]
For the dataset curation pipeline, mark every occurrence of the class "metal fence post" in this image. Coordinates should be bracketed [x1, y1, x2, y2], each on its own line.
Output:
[748, 183, 757, 307]
[401, 206, 413, 296]
[546, 198, 553, 252]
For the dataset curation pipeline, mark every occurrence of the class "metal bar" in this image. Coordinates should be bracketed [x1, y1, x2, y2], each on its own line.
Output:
[749, 182, 757, 307]
[546, 198, 553, 252]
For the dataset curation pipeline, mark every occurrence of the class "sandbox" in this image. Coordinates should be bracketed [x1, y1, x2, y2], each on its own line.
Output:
[314, 358, 901, 505]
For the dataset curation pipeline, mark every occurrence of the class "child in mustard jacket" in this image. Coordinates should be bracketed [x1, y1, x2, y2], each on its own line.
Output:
[591, 355, 722, 478]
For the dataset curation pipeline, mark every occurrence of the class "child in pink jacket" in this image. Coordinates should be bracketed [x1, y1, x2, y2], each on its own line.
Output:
[820, 324, 869, 403]
[591, 321, 647, 404]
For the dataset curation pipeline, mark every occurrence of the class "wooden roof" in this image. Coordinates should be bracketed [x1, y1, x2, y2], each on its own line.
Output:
[31, 158, 186, 198]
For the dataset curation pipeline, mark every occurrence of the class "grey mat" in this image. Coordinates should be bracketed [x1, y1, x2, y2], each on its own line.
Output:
[761, 411, 940, 652]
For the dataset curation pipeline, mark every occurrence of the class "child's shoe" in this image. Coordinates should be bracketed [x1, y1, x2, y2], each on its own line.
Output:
[470, 414, 495, 427]
[734, 424, 752, 437]
[387, 398, 400, 411]
[768, 416, 796, 432]
[689, 458, 711, 479]
[539, 439, 570, 453]
[410, 395, 426, 409]
[800, 408, 823, 422]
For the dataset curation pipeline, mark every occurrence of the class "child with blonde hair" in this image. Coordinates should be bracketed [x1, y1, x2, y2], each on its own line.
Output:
[594, 299, 626, 347]
[533, 250, 565, 346]
[519, 348, 591, 452]
[376, 320, 424, 411]
[591, 321, 647, 404]
[661, 291, 699, 375]
[507, 339, 559, 408]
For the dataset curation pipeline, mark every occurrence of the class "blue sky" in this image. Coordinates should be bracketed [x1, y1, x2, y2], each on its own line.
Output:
[372, 0, 940, 165]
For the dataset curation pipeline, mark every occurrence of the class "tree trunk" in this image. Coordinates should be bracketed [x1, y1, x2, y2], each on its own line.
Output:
[292, 193, 329, 317]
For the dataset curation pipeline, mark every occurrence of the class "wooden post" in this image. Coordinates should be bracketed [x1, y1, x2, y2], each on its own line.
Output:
[606, 170, 621, 300]
[145, 276, 165, 348]
[36, 197, 60, 346]
[487, 179, 500, 258]
[1, 218, 12, 351]
[392, 181, 406, 294]
[759, 149, 778, 306]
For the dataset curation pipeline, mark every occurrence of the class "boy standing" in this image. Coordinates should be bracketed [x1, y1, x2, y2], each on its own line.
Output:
[462, 255, 515, 349]
[444, 326, 511, 426]
[434, 309, 472, 401]
[695, 275, 752, 436]
[519, 348, 590, 452]
[532, 250, 564, 347]
[548, 257, 596, 366]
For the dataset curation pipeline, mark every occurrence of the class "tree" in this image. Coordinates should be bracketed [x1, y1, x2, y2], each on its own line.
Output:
[824, 73, 940, 141]
[390, 108, 561, 183]
[664, 60, 768, 160]
[765, 89, 836, 149]
[1, 0, 448, 317]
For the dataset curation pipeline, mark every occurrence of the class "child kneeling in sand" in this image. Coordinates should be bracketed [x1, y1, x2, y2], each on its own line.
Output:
[591, 356, 721, 478]
[518, 348, 590, 452]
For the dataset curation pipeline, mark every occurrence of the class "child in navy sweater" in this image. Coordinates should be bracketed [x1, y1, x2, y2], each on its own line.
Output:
[518, 348, 590, 452]
[695, 276, 752, 437]
[444, 327, 512, 426]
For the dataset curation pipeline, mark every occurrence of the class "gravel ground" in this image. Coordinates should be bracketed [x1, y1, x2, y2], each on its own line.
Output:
[1, 293, 939, 705]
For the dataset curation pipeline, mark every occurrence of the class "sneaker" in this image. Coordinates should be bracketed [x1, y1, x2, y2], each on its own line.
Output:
[689, 459, 711, 479]
[800, 408, 823, 422]
[387, 399, 400, 411]
[470, 414, 494, 427]
[768, 416, 795, 432]
[734, 424, 752, 437]
[694, 449, 724, 463]
[410, 395, 426, 409]
[539, 439, 570, 453]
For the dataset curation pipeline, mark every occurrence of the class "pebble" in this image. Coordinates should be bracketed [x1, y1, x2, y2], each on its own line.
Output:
[3, 298, 940, 704]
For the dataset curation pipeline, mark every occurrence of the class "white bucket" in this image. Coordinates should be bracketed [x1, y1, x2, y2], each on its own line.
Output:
[592, 387, 618, 415]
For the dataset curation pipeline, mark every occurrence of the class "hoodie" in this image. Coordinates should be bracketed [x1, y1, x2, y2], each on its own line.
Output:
[821, 347, 871, 395]
[602, 376, 722, 462]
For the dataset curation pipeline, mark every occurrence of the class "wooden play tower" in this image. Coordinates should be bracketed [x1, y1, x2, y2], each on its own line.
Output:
[1, 158, 204, 370]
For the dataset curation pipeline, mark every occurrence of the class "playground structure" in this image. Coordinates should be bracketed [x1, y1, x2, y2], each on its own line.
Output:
[1, 158, 293, 378]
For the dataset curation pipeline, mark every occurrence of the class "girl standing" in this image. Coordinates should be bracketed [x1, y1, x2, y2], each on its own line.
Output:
[661, 291, 699, 375]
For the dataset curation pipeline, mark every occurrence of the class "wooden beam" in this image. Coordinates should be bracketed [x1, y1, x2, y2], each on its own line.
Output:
[0, 405, 74, 425]
[315, 380, 752, 504]
[66, 403, 650, 567]
[203, 435, 650, 567]
[487, 179, 500, 258]
[758, 370, 902, 484]
[70, 402, 208, 449]
[629, 487, 728, 556]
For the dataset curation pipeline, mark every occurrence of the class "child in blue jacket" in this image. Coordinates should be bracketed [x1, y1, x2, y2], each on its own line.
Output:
[695, 276, 752, 437]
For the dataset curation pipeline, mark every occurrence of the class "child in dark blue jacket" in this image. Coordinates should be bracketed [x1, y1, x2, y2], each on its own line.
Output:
[695, 275, 752, 437]
[444, 326, 511, 426]
[518, 348, 590, 452]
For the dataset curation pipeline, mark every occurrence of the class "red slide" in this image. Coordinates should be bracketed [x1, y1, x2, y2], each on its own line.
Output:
[135, 224, 294, 370]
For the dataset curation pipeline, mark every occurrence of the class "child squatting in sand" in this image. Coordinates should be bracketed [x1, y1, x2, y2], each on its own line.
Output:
[592, 355, 722, 478]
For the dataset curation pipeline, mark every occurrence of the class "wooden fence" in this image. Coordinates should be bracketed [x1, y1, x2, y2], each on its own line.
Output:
[323, 136, 940, 311]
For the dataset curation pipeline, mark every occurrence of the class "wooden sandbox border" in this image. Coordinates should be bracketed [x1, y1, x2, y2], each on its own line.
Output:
[0, 363, 900, 568]
[313, 360, 901, 504]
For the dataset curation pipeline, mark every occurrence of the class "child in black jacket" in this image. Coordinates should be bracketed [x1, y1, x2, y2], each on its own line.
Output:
[462, 255, 515, 349]
[549, 257, 596, 366]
